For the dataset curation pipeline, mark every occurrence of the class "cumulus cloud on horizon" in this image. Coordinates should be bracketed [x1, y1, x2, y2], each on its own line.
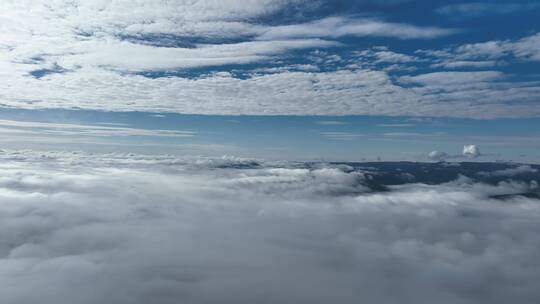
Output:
[0, 150, 539, 304]
[427, 145, 483, 162]
[463, 144, 481, 158]
[428, 150, 448, 161]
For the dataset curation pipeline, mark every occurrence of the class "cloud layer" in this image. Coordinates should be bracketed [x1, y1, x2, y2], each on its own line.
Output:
[0, 150, 539, 303]
[0, 0, 539, 118]
[2, 68, 540, 118]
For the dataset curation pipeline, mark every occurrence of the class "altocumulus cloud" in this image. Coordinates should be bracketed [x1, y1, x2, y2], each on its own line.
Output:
[0, 0, 540, 118]
[0, 150, 539, 304]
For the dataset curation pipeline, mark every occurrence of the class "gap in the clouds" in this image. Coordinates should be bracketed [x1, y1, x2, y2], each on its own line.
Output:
[495, 62, 540, 81]
[252, 1, 328, 26]
[116, 33, 254, 49]
[337, 161, 540, 196]
[29, 63, 70, 79]
[349, 0, 540, 38]
[0, 108, 538, 163]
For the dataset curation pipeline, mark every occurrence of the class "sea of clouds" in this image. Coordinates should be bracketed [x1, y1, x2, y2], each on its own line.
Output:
[0, 150, 539, 304]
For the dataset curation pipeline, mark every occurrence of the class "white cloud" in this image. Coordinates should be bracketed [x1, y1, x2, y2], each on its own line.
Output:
[428, 150, 448, 161]
[320, 132, 364, 140]
[377, 123, 415, 127]
[430, 60, 498, 69]
[421, 32, 540, 65]
[0, 119, 195, 138]
[0, 0, 492, 118]
[436, 2, 540, 17]
[257, 17, 457, 40]
[400, 71, 504, 86]
[352, 47, 421, 73]
[0, 119, 249, 156]
[0, 1, 538, 118]
[0, 0, 303, 38]
[513, 33, 540, 61]
[55, 39, 339, 72]
[478, 165, 538, 177]
[371, 50, 418, 63]
[316, 120, 347, 125]
[0, 1, 451, 75]
[463, 144, 481, 158]
[0, 68, 539, 118]
[0, 150, 538, 303]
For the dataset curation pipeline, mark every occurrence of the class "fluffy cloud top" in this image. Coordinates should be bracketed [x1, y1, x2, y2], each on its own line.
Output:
[463, 144, 481, 158]
[0, 150, 538, 303]
[428, 150, 448, 161]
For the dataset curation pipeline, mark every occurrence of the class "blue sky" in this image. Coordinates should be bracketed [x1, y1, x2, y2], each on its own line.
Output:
[0, 0, 539, 161]
[0, 108, 538, 162]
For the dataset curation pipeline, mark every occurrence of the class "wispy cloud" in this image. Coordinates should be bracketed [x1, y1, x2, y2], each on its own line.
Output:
[321, 131, 364, 140]
[257, 17, 458, 40]
[478, 165, 538, 177]
[56, 39, 340, 72]
[419, 32, 540, 65]
[383, 132, 443, 137]
[377, 123, 415, 127]
[436, 2, 540, 17]
[0, 119, 195, 138]
[316, 120, 348, 125]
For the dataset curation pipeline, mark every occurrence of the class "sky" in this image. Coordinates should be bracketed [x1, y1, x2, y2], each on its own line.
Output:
[1, 0, 539, 161]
